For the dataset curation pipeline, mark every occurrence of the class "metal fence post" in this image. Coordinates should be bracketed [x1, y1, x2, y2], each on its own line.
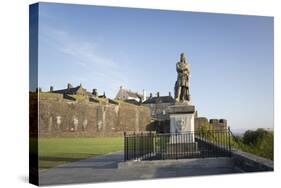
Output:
[124, 132, 127, 161]
[228, 127, 232, 157]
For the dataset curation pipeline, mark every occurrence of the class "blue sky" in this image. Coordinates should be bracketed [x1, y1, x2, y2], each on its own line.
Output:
[37, 3, 273, 131]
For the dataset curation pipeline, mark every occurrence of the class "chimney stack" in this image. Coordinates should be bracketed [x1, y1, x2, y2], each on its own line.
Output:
[50, 86, 53, 92]
[67, 83, 73, 89]
[157, 92, 160, 98]
[150, 93, 152, 98]
[92, 89, 97, 97]
[169, 91, 171, 97]
[143, 89, 147, 101]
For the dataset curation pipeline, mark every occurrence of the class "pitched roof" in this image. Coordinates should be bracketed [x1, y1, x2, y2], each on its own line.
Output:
[115, 87, 142, 99]
[124, 99, 140, 105]
[142, 96, 175, 104]
[52, 85, 85, 94]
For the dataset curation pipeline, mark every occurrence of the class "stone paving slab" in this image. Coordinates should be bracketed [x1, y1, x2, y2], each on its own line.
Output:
[39, 151, 244, 186]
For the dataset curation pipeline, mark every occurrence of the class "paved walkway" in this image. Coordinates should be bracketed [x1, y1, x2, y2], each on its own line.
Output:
[39, 151, 243, 185]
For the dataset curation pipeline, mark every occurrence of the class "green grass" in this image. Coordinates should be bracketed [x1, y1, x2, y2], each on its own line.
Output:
[38, 137, 123, 170]
[197, 124, 274, 161]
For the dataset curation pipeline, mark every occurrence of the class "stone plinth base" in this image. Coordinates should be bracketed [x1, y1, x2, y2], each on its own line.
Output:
[169, 134, 195, 144]
[165, 142, 199, 157]
[167, 142, 198, 152]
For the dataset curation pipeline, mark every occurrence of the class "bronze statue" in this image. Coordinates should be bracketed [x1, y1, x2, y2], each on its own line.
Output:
[174, 53, 190, 103]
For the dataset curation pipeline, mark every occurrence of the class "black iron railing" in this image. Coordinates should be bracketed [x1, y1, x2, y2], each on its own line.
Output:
[124, 128, 232, 161]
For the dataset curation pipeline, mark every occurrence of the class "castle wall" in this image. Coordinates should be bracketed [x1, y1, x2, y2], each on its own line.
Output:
[209, 119, 227, 130]
[194, 117, 209, 130]
[195, 117, 227, 130]
[34, 93, 151, 137]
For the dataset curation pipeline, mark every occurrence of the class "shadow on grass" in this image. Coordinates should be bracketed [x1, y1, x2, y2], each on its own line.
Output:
[39, 156, 97, 162]
[39, 152, 123, 170]
[39, 154, 97, 170]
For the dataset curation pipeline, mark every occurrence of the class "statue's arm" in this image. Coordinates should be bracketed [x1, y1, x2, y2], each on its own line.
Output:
[176, 63, 180, 72]
[183, 64, 190, 74]
[176, 62, 183, 73]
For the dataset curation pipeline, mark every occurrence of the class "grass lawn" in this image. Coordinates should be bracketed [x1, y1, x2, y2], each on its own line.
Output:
[38, 137, 123, 170]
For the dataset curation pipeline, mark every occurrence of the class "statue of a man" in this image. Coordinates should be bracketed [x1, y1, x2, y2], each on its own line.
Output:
[174, 53, 190, 103]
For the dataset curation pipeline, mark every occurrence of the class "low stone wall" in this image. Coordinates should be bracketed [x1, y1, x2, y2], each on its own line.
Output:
[231, 149, 273, 172]
[34, 93, 151, 137]
[120, 148, 273, 173]
[118, 157, 235, 169]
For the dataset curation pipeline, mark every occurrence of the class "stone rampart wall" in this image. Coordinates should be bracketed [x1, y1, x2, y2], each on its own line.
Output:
[34, 93, 151, 137]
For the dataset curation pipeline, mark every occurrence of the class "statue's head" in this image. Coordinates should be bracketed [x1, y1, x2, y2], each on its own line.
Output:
[180, 53, 186, 63]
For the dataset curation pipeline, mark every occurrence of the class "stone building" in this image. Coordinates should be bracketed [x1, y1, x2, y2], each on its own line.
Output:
[142, 92, 174, 133]
[142, 92, 175, 121]
[50, 83, 88, 96]
[115, 86, 146, 103]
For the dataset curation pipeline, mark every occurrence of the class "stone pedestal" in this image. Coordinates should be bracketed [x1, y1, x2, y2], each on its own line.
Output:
[168, 104, 197, 153]
[168, 104, 195, 141]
